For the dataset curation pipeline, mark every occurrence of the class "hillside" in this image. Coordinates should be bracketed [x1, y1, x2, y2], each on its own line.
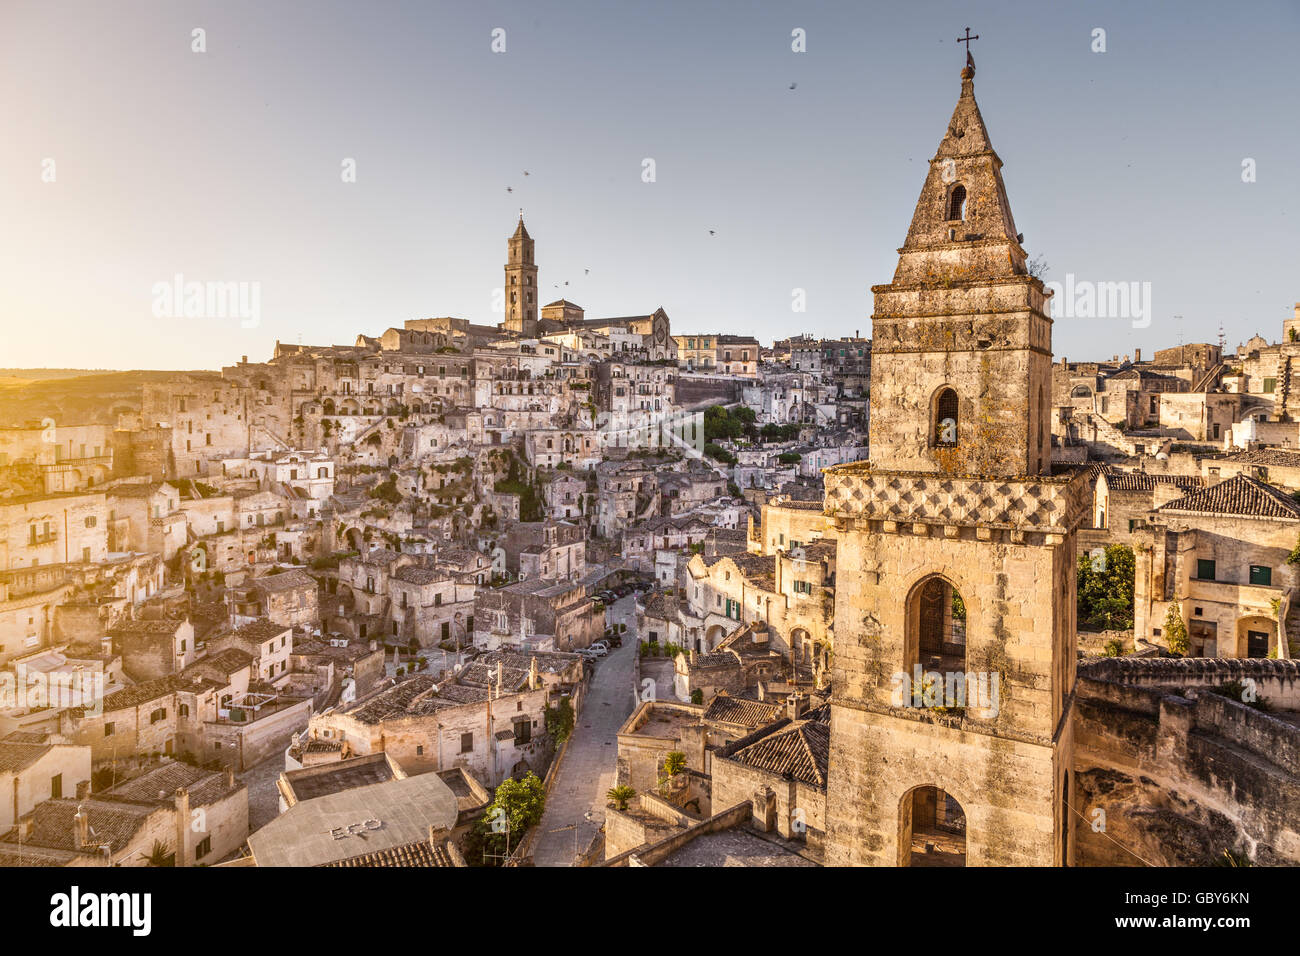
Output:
[0, 369, 218, 427]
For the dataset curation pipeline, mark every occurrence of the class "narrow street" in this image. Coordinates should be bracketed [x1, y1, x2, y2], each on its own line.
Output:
[532, 593, 638, 866]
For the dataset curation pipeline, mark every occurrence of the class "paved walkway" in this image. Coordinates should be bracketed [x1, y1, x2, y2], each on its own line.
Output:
[532, 595, 639, 866]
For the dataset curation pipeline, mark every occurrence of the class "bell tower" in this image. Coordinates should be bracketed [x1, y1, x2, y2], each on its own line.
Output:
[822, 54, 1086, 867]
[868, 53, 1053, 478]
[505, 214, 538, 336]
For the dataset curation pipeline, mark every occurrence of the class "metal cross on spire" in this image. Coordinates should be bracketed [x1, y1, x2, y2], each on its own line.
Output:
[957, 27, 979, 51]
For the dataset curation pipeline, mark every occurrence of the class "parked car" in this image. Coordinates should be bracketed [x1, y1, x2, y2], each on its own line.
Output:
[585, 643, 608, 657]
[603, 633, 622, 648]
[576, 648, 602, 660]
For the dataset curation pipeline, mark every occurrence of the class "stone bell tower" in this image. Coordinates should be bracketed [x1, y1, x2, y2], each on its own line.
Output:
[505, 215, 538, 336]
[821, 54, 1087, 866]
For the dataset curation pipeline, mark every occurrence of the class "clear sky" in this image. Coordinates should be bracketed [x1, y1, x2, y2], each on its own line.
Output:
[2, 0, 1297, 370]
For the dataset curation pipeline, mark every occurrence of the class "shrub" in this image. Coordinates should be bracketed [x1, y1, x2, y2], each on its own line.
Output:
[607, 785, 636, 811]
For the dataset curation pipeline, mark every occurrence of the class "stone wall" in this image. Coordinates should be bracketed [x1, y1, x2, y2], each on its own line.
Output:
[1073, 671, 1300, 865]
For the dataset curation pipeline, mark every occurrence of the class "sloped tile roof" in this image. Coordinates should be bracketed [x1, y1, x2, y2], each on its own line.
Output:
[702, 693, 781, 729]
[1103, 469, 1203, 493]
[322, 839, 458, 867]
[727, 719, 829, 789]
[1216, 449, 1300, 468]
[1156, 474, 1300, 519]
[0, 741, 52, 773]
[12, 798, 156, 854]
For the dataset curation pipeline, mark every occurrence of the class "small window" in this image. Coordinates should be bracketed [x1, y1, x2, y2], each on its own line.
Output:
[460, 732, 474, 754]
[1249, 565, 1272, 586]
[195, 837, 212, 858]
[934, 388, 959, 446]
[1196, 559, 1216, 581]
[51, 774, 62, 799]
[946, 184, 967, 222]
[104, 722, 115, 737]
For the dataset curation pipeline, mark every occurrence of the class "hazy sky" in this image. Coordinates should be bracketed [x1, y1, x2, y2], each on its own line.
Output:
[3, 0, 1297, 370]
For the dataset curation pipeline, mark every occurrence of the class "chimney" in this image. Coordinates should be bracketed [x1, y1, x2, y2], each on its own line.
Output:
[786, 692, 809, 721]
[224, 768, 236, 789]
[528, 655, 539, 690]
[174, 787, 190, 868]
[76, 780, 91, 800]
[689, 648, 697, 665]
[18, 817, 33, 843]
[369, 639, 378, 652]
[1061, 356, 1067, 367]
[74, 806, 90, 849]
[241, 355, 248, 364]
[1134, 348, 1142, 363]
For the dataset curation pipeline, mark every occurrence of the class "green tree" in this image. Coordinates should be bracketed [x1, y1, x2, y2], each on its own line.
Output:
[662, 751, 687, 777]
[1164, 600, 1189, 655]
[1076, 544, 1136, 630]
[465, 772, 546, 866]
[545, 697, 575, 744]
[704, 443, 737, 465]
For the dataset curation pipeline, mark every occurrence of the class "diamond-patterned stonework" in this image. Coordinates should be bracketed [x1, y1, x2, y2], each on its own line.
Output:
[822, 466, 1088, 531]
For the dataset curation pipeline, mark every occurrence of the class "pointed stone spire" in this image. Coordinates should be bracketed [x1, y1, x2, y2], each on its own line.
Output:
[893, 58, 1025, 285]
[867, 56, 1055, 478]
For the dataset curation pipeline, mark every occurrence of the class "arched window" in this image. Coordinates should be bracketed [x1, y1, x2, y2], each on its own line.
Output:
[934, 388, 958, 446]
[906, 575, 967, 683]
[947, 184, 966, 222]
[901, 786, 966, 867]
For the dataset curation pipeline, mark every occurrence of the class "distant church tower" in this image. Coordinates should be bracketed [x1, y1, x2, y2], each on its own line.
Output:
[821, 54, 1084, 866]
[505, 215, 538, 336]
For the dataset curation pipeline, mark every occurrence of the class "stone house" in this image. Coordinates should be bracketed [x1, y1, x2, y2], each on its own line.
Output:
[109, 618, 197, 681]
[0, 732, 92, 833]
[304, 649, 582, 786]
[710, 698, 829, 858]
[0, 490, 110, 570]
[1, 761, 247, 866]
[473, 578, 603, 652]
[1133, 475, 1300, 658]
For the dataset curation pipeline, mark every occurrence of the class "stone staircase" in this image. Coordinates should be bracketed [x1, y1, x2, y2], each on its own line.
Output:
[1193, 362, 1229, 393]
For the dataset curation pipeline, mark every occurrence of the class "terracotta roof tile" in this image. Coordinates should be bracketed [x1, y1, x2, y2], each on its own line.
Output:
[726, 719, 829, 789]
[1156, 474, 1300, 519]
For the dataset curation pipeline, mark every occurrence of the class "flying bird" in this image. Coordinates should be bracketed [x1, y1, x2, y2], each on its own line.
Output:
[788, 83, 797, 90]
[584, 269, 589, 275]
[506, 186, 513, 193]
[709, 230, 716, 236]
[523, 170, 530, 176]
